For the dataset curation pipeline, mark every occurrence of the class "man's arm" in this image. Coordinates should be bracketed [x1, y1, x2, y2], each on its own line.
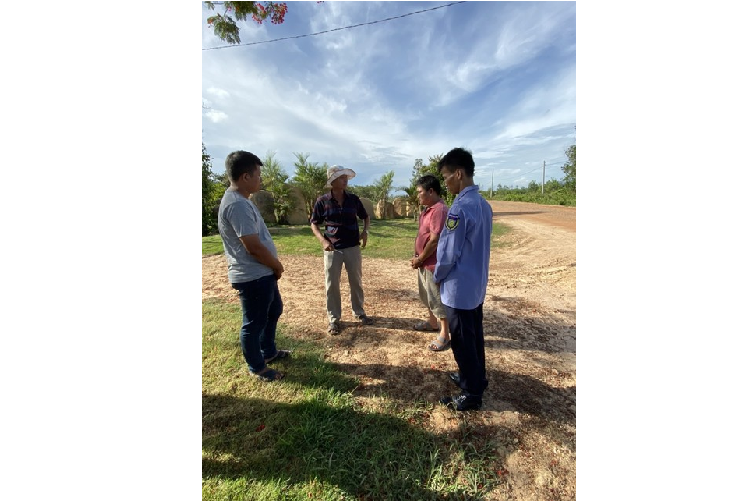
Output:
[433, 209, 466, 283]
[360, 216, 371, 249]
[239, 235, 284, 279]
[310, 223, 334, 251]
[411, 232, 439, 269]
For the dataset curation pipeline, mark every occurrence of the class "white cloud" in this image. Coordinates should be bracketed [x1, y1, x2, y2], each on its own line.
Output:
[204, 110, 228, 123]
[201, 1, 576, 190]
[206, 87, 229, 99]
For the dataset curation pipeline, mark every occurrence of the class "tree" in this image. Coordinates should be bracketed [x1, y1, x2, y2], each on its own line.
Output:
[291, 152, 328, 218]
[561, 144, 576, 191]
[202, 143, 224, 236]
[205, 1, 289, 44]
[347, 184, 378, 202]
[261, 151, 294, 224]
[399, 158, 424, 220]
[372, 170, 395, 213]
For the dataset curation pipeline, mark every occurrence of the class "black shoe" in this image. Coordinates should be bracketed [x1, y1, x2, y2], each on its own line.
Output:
[439, 393, 482, 411]
[356, 315, 374, 325]
[448, 372, 461, 388]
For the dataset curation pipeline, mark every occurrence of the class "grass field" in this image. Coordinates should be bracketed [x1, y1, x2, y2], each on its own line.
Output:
[203, 300, 502, 500]
[203, 218, 511, 500]
[203, 219, 510, 258]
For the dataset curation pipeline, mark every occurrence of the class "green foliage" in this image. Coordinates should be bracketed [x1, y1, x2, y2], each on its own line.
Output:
[202, 143, 224, 236]
[396, 159, 424, 220]
[400, 185, 419, 221]
[487, 144, 576, 206]
[490, 178, 576, 206]
[561, 144, 576, 191]
[372, 170, 395, 211]
[346, 184, 378, 202]
[261, 151, 294, 224]
[291, 152, 328, 217]
[204, 1, 289, 44]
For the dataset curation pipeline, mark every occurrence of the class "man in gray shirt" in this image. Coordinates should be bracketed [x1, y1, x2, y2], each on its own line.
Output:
[218, 150, 290, 381]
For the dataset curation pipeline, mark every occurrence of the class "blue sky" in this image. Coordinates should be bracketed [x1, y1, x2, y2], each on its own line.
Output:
[201, 1, 576, 192]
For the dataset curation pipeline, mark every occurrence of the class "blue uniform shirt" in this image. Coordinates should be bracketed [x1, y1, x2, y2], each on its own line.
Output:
[433, 185, 493, 309]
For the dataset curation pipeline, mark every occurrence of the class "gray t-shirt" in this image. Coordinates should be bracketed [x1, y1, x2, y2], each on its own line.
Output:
[218, 189, 278, 283]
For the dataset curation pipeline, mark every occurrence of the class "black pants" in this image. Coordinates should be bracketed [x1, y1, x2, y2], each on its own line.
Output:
[445, 303, 488, 397]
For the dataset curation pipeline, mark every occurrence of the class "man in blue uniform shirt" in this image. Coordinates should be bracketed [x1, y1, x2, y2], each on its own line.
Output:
[433, 147, 493, 411]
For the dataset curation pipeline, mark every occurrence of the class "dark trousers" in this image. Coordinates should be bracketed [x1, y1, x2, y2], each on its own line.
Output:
[445, 303, 488, 397]
[232, 275, 283, 373]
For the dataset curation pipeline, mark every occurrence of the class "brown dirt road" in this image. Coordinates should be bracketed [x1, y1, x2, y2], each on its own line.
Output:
[202, 200, 576, 500]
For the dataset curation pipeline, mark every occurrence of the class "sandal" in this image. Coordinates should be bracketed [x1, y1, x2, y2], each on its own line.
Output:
[414, 320, 439, 332]
[265, 349, 292, 364]
[428, 335, 451, 352]
[328, 321, 341, 335]
[255, 367, 285, 382]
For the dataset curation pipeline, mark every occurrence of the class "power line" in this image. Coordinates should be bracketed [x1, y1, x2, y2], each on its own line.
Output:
[490, 162, 567, 185]
[203, 1, 467, 50]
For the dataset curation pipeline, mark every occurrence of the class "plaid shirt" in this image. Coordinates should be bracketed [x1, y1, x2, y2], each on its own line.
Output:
[310, 191, 369, 250]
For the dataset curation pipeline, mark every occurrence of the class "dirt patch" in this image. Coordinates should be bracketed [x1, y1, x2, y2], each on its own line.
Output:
[202, 200, 576, 500]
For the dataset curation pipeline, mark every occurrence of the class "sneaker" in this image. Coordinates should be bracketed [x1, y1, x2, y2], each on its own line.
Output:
[356, 315, 374, 325]
[439, 393, 482, 411]
[328, 321, 341, 335]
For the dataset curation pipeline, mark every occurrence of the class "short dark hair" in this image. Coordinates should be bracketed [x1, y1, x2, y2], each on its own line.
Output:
[225, 151, 263, 182]
[438, 147, 475, 177]
[416, 174, 442, 196]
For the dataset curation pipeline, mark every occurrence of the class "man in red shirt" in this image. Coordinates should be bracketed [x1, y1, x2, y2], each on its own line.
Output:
[410, 174, 450, 351]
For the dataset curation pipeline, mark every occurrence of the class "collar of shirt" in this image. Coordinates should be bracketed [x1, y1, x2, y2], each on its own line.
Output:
[422, 198, 445, 213]
[327, 189, 351, 204]
[454, 184, 479, 203]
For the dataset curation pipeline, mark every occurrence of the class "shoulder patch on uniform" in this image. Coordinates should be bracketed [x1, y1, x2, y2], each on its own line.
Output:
[446, 213, 459, 231]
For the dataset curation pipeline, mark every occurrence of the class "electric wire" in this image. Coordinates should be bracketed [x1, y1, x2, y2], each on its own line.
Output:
[203, 1, 467, 50]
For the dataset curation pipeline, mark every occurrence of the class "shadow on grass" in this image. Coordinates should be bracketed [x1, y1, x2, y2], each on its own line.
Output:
[203, 393, 494, 500]
[203, 299, 503, 499]
[335, 362, 575, 429]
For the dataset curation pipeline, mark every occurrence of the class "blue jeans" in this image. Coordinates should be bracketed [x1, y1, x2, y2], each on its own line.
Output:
[445, 304, 488, 397]
[232, 274, 283, 373]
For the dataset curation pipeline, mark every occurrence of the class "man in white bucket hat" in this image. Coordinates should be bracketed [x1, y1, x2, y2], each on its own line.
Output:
[310, 165, 373, 335]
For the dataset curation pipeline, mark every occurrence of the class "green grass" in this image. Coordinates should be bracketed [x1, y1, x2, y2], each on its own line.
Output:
[203, 235, 225, 256]
[203, 219, 511, 258]
[203, 299, 502, 500]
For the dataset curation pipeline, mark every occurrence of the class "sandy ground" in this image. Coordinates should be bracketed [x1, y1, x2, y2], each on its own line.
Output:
[202, 200, 576, 500]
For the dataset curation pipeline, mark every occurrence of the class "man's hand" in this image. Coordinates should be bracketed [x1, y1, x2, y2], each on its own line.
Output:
[320, 237, 334, 252]
[360, 230, 369, 249]
[273, 264, 284, 280]
[410, 256, 422, 269]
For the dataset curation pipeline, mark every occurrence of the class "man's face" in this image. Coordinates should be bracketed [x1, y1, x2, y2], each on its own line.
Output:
[244, 165, 262, 193]
[331, 174, 348, 191]
[441, 167, 460, 195]
[416, 185, 432, 205]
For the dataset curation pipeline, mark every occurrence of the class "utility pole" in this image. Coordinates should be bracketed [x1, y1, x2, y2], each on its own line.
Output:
[542, 160, 546, 195]
[491, 172, 494, 198]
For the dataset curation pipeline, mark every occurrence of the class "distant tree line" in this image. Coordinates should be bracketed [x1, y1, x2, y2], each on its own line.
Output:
[202, 143, 576, 236]
[486, 144, 576, 206]
[201, 145, 399, 236]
